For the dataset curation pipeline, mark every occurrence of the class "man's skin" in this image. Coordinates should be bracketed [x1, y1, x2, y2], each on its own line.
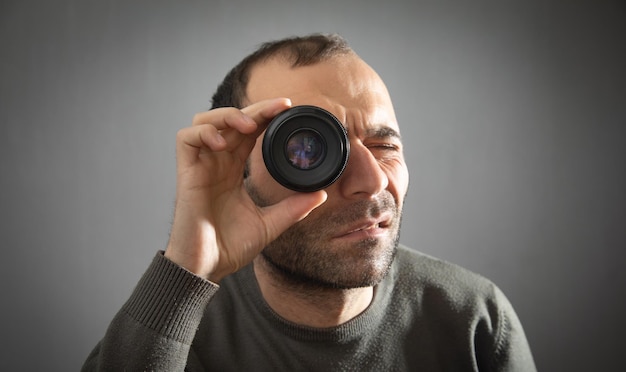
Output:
[165, 53, 410, 329]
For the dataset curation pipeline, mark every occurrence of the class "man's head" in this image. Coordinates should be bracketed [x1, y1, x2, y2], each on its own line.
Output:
[212, 34, 409, 289]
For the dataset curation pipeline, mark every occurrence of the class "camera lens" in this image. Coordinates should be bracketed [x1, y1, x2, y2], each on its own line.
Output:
[262, 105, 349, 192]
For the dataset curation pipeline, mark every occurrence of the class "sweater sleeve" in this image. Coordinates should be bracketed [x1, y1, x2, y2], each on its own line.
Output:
[81, 251, 219, 372]
[478, 285, 537, 372]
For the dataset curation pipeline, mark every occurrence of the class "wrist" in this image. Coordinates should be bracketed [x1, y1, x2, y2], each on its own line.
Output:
[164, 245, 229, 283]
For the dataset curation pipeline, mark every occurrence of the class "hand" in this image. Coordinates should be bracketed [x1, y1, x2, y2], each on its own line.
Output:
[165, 98, 328, 282]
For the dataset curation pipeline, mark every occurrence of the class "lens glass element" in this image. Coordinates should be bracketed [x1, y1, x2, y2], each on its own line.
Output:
[285, 129, 326, 170]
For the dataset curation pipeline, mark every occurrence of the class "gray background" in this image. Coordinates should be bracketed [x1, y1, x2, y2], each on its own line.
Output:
[1, 0, 624, 370]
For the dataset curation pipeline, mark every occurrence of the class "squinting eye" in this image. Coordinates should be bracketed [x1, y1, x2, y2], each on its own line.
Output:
[369, 143, 400, 152]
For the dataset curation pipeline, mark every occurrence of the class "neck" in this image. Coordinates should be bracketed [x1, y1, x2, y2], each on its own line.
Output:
[253, 255, 374, 328]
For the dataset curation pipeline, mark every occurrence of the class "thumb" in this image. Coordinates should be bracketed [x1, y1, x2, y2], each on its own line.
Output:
[261, 191, 327, 242]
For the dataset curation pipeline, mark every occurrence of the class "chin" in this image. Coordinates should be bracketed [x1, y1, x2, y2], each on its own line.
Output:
[262, 235, 399, 290]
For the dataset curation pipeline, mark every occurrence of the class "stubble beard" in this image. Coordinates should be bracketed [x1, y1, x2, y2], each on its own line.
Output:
[246, 179, 403, 290]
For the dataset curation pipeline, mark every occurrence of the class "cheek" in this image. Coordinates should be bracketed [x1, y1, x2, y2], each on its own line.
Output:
[387, 162, 410, 205]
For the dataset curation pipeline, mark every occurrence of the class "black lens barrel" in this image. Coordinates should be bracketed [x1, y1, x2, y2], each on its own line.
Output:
[262, 105, 349, 192]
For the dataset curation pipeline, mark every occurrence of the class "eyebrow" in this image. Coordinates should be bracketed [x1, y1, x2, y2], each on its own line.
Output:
[364, 126, 402, 142]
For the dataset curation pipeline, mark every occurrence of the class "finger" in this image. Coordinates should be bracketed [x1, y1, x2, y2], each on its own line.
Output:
[177, 98, 294, 168]
[192, 107, 258, 135]
[260, 190, 328, 242]
[194, 98, 294, 151]
[191, 98, 292, 133]
[175, 121, 254, 171]
[241, 98, 292, 127]
[176, 124, 226, 153]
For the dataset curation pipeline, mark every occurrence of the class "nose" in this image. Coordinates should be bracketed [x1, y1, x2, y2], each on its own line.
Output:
[337, 143, 389, 199]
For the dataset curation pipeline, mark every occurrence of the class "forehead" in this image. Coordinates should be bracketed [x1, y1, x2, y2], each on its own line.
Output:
[245, 56, 399, 133]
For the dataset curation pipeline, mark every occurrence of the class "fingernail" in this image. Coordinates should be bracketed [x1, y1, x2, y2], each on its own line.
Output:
[271, 98, 292, 116]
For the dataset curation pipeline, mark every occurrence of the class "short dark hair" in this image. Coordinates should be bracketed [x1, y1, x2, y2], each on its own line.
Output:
[210, 33, 354, 109]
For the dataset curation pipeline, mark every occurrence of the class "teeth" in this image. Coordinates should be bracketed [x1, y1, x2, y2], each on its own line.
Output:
[353, 223, 383, 233]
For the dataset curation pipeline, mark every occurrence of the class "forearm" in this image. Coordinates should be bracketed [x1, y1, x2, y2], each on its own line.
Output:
[82, 252, 219, 371]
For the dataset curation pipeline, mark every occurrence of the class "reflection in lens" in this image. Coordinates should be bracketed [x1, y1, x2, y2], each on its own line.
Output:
[285, 129, 326, 170]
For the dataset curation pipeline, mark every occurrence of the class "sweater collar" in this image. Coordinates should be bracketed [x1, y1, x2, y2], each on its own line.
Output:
[233, 254, 399, 343]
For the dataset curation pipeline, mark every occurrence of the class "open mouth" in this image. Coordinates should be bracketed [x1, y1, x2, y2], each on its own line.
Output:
[334, 214, 393, 240]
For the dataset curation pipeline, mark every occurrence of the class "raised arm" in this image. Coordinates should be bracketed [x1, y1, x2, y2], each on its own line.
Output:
[165, 98, 327, 282]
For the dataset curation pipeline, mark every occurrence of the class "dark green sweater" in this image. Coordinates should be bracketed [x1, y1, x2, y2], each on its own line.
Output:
[83, 245, 536, 371]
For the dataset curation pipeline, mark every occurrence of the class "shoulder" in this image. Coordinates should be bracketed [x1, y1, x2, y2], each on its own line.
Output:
[390, 246, 536, 370]
[394, 245, 496, 294]
[391, 245, 511, 317]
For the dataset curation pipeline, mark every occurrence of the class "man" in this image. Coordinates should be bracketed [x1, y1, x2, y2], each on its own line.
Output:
[83, 34, 536, 371]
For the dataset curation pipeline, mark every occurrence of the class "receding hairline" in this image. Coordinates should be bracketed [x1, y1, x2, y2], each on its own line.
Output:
[239, 39, 356, 104]
[242, 52, 364, 106]
[211, 34, 357, 109]
[251, 33, 354, 66]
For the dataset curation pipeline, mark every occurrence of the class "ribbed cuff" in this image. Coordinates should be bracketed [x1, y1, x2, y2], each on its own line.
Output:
[122, 251, 219, 345]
